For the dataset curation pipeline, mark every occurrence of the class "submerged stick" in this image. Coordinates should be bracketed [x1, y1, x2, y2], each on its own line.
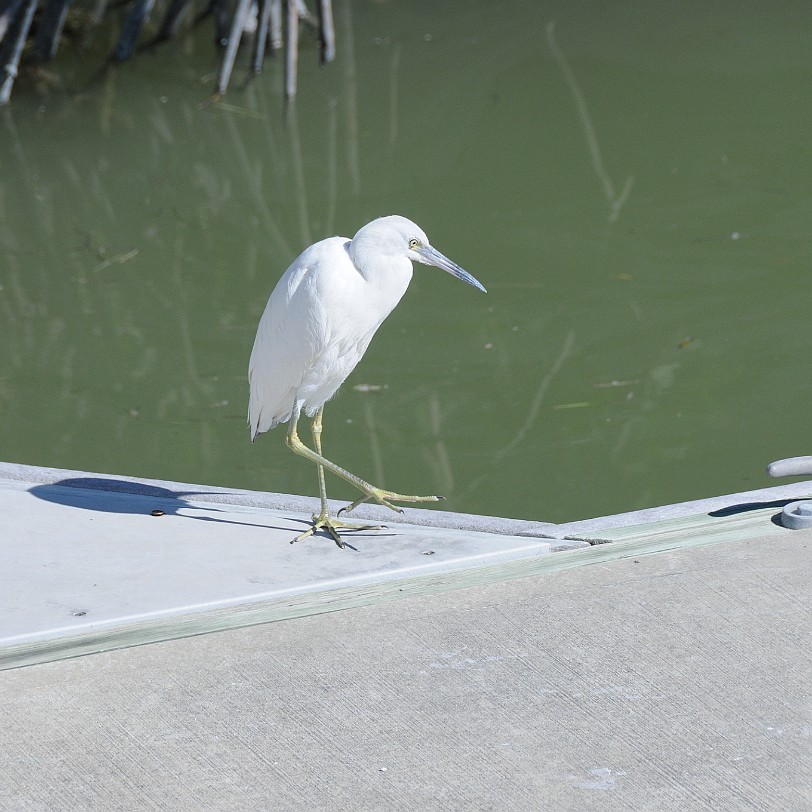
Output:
[0, 0, 27, 45]
[253, 0, 272, 73]
[285, 0, 298, 98]
[292, 0, 313, 26]
[318, 0, 334, 63]
[155, 0, 193, 42]
[209, 0, 231, 46]
[269, 0, 282, 48]
[546, 20, 634, 223]
[217, 0, 252, 94]
[0, 0, 337, 104]
[112, 0, 156, 61]
[0, 0, 37, 105]
[32, 0, 72, 61]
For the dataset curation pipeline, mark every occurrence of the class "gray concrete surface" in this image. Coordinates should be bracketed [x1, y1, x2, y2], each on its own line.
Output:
[1, 462, 810, 810]
[0, 475, 561, 669]
[2, 527, 810, 811]
[3, 461, 810, 672]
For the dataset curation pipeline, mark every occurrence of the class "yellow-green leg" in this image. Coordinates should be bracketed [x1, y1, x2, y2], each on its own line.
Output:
[286, 404, 442, 547]
[290, 406, 383, 548]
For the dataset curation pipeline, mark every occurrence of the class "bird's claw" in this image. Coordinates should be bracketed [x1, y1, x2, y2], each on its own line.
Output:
[291, 512, 385, 548]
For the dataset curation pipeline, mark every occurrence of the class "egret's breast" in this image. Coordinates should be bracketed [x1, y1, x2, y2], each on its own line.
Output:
[297, 276, 408, 412]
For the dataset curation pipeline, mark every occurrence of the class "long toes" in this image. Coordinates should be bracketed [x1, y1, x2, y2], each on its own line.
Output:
[291, 527, 316, 544]
[342, 498, 403, 515]
[381, 492, 444, 505]
[326, 525, 345, 549]
[291, 514, 388, 547]
[339, 489, 443, 517]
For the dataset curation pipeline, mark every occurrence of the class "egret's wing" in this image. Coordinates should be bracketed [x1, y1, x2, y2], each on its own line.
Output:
[248, 238, 347, 439]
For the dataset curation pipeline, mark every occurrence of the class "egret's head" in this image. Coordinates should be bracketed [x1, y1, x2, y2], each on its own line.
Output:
[351, 215, 486, 293]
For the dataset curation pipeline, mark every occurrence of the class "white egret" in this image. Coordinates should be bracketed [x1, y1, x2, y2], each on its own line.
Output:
[248, 215, 486, 547]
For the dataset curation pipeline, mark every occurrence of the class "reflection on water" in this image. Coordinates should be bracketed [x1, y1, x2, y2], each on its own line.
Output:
[546, 21, 634, 224]
[1, 1, 812, 524]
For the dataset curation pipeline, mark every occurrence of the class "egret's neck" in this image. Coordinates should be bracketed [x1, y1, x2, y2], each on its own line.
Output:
[350, 247, 413, 299]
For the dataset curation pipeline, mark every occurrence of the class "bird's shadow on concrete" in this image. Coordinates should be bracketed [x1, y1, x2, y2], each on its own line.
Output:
[27, 478, 398, 545]
[28, 477, 295, 534]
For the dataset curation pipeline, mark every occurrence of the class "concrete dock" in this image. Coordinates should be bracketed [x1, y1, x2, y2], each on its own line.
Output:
[1, 462, 810, 811]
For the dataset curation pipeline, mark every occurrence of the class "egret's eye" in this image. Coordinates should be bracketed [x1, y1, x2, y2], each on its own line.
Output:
[408, 238, 420, 250]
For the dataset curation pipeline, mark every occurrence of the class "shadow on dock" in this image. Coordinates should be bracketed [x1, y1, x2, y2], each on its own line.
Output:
[28, 477, 307, 534]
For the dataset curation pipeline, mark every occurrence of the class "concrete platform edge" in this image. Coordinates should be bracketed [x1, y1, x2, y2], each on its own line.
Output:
[2, 459, 810, 541]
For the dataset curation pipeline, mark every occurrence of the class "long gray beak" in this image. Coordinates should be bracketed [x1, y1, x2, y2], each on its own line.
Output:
[417, 245, 487, 293]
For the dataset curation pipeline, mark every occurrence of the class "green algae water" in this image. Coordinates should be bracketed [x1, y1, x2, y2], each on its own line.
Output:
[1, 1, 811, 523]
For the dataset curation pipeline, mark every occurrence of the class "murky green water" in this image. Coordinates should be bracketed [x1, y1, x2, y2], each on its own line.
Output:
[1, 1, 811, 523]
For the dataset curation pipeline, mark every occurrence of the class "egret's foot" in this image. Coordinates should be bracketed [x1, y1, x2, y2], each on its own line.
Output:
[338, 488, 445, 517]
[292, 512, 386, 549]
